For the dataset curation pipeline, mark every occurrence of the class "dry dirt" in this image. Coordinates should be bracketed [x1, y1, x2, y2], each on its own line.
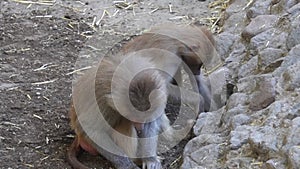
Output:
[0, 0, 215, 168]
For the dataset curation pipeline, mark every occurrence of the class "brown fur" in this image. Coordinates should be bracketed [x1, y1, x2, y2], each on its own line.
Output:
[122, 25, 215, 74]
[68, 54, 168, 169]
[67, 24, 215, 169]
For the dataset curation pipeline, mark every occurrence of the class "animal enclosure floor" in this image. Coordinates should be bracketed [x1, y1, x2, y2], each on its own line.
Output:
[0, 0, 213, 168]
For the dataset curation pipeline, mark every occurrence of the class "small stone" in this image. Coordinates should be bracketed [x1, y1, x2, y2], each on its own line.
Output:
[238, 56, 258, 78]
[279, 62, 300, 91]
[265, 158, 286, 169]
[231, 114, 251, 129]
[237, 74, 276, 111]
[193, 110, 222, 136]
[247, 0, 273, 18]
[216, 32, 238, 58]
[250, 29, 288, 51]
[258, 48, 285, 69]
[288, 146, 300, 169]
[249, 126, 279, 157]
[230, 125, 254, 149]
[242, 15, 278, 40]
[287, 24, 300, 50]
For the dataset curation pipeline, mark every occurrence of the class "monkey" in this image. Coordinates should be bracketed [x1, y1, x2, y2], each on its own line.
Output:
[120, 24, 217, 112]
[67, 24, 218, 169]
[68, 50, 195, 169]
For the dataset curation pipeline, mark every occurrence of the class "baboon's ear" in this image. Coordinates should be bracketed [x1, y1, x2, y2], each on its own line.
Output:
[177, 46, 202, 75]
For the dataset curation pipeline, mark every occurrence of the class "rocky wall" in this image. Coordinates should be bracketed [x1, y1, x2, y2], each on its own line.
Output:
[182, 0, 300, 168]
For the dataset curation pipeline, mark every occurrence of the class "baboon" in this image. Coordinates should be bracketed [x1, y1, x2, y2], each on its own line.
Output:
[67, 24, 216, 169]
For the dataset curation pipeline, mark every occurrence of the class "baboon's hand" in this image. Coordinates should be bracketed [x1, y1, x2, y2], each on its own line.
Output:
[142, 157, 162, 169]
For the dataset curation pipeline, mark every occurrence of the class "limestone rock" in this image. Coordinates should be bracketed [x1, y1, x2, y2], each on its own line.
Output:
[242, 15, 278, 40]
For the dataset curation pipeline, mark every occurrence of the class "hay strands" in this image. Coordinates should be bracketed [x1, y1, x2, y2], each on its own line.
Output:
[31, 78, 58, 85]
[113, 0, 136, 10]
[33, 63, 58, 71]
[11, 0, 56, 6]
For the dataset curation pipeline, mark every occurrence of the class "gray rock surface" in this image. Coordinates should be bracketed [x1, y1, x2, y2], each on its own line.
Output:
[242, 15, 278, 40]
[258, 48, 285, 71]
[181, 0, 300, 168]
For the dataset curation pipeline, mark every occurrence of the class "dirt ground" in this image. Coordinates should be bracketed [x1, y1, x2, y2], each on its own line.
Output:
[0, 0, 216, 168]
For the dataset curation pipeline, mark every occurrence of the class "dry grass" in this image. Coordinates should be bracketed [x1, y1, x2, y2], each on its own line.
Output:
[207, 0, 231, 33]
